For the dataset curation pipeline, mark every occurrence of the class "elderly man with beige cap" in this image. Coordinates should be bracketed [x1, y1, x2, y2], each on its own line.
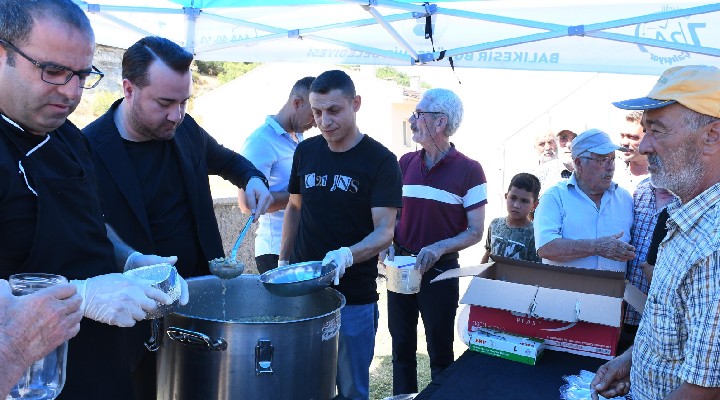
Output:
[591, 65, 720, 400]
[534, 128, 635, 271]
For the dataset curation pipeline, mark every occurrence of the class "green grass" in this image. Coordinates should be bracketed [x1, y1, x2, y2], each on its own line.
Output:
[369, 353, 431, 399]
[369, 277, 468, 399]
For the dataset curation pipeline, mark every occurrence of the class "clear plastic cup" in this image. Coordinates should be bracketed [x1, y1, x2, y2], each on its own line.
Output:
[8, 273, 69, 400]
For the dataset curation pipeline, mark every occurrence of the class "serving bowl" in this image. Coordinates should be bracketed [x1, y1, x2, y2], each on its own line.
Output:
[259, 261, 337, 297]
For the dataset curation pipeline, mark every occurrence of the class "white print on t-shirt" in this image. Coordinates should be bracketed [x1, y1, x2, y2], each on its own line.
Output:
[305, 173, 328, 188]
[330, 175, 359, 193]
[304, 173, 359, 193]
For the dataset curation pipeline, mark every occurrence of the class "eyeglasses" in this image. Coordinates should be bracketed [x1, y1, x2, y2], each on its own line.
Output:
[579, 155, 616, 166]
[0, 39, 104, 89]
[411, 111, 444, 119]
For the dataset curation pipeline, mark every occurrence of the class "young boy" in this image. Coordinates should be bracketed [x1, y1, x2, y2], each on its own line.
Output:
[481, 173, 541, 263]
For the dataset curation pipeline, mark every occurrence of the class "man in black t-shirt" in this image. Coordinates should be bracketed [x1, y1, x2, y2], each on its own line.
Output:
[280, 70, 402, 400]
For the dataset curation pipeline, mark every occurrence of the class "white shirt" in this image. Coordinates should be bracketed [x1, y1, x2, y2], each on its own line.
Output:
[614, 163, 649, 195]
[241, 116, 302, 256]
[534, 173, 634, 271]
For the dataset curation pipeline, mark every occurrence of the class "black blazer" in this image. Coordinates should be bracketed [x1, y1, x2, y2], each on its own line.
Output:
[83, 99, 264, 270]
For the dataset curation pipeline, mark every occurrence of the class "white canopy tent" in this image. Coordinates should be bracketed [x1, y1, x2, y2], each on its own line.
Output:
[76, 0, 720, 75]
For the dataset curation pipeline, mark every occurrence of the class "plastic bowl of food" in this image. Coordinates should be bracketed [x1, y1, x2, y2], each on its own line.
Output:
[124, 263, 181, 319]
[259, 261, 337, 297]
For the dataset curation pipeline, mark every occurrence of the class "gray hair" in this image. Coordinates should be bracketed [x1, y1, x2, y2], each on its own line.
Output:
[0, 0, 92, 50]
[421, 88, 464, 137]
[681, 107, 720, 131]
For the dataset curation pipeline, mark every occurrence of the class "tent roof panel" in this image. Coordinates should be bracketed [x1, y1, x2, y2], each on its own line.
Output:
[77, 0, 720, 75]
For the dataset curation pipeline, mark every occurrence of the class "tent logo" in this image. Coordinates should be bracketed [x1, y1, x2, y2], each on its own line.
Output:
[633, 8, 707, 66]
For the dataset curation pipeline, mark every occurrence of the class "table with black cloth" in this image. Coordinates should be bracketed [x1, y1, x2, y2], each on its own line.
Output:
[415, 349, 606, 400]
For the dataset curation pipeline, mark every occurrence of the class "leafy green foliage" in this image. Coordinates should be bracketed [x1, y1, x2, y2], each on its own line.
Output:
[193, 60, 260, 83]
[91, 90, 123, 116]
[376, 66, 410, 87]
[218, 62, 260, 83]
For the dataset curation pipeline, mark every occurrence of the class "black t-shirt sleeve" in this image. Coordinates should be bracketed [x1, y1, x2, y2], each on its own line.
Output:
[646, 208, 670, 266]
[369, 153, 403, 208]
[287, 143, 301, 195]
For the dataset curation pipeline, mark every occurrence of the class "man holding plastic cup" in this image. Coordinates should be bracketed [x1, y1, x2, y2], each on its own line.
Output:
[0, 1, 188, 398]
[0, 279, 81, 398]
[386, 88, 487, 395]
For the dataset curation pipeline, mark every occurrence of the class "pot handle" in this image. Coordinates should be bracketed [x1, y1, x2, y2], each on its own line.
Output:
[145, 318, 163, 352]
[166, 327, 228, 351]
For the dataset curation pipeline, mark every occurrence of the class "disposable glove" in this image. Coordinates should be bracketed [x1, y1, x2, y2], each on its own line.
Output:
[177, 274, 189, 305]
[379, 245, 395, 264]
[278, 260, 290, 268]
[71, 273, 172, 327]
[124, 253, 188, 305]
[322, 247, 353, 285]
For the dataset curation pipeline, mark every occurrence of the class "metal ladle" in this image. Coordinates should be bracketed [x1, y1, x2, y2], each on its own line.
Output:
[209, 214, 254, 279]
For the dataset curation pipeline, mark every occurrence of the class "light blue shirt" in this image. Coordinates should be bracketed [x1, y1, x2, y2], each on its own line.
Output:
[534, 173, 634, 271]
[241, 116, 302, 256]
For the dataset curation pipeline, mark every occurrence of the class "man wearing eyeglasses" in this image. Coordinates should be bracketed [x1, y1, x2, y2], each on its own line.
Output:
[0, 1, 190, 399]
[534, 128, 635, 271]
[386, 88, 486, 395]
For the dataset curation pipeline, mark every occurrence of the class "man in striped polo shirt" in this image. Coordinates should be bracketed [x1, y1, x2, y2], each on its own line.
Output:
[387, 88, 487, 395]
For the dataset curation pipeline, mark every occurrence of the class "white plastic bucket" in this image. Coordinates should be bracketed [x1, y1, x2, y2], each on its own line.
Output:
[384, 256, 422, 294]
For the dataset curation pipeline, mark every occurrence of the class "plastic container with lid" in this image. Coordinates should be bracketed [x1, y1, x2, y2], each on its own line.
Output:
[384, 256, 422, 294]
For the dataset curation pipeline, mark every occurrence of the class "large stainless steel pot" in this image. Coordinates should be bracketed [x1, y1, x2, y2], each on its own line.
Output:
[157, 275, 345, 400]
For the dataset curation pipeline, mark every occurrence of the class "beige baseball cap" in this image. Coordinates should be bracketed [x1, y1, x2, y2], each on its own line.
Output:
[612, 65, 720, 117]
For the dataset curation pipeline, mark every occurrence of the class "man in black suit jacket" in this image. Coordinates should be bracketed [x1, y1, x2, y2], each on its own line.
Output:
[82, 36, 271, 400]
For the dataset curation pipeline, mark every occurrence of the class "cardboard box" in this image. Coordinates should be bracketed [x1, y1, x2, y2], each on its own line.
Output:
[433, 256, 647, 359]
[469, 328, 544, 365]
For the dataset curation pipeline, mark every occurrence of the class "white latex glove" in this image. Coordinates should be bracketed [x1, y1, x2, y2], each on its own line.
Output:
[177, 274, 189, 305]
[244, 177, 273, 217]
[322, 247, 353, 285]
[379, 245, 395, 264]
[278, 260, 290, 268]
[71, 273, 172, 328]
[124, 252, 178, 272]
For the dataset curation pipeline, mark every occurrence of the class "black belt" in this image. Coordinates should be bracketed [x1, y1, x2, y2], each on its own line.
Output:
[393, 243, 459, 264]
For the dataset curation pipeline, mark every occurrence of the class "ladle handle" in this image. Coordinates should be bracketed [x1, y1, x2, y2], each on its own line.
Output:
[229, 214, 254, 260]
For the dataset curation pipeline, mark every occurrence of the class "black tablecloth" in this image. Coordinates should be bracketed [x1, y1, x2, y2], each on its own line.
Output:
[415, 349, 606, 400]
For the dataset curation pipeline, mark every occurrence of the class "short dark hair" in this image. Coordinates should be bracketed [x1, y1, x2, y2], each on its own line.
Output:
[508, 173, 541, 200]
[0, 0, 93, 65]
[310, 69, 356, 98]
[122, 36, 193, 88]
[290, 76, 315, 99]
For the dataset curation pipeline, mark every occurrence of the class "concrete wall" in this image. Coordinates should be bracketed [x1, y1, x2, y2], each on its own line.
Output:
[213, 197, 259, 274]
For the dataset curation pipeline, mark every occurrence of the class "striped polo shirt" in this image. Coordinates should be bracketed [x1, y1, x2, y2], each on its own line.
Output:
[394, 145, 488, 253]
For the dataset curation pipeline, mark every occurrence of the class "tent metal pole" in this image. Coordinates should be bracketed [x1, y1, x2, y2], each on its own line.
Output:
[184, 7, 199, 55]
[362, 5, 420, 60]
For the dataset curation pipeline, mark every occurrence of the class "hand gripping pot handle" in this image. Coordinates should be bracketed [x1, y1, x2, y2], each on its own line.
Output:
[166, 327, 228, 351]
